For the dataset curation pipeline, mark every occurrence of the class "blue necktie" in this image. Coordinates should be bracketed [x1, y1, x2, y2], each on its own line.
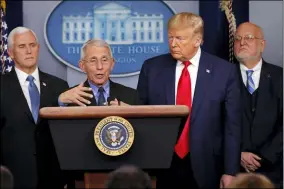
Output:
[246, 70, 255, 94]
[26, 75, 40, 123]
[97, 87, 106, 106]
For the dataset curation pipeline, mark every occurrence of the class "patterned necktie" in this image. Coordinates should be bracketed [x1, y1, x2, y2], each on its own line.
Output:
[97, 87, 106, 106]
[26, 75, 40, 123]
[175, 61, 192, 159]
[246, 70, 255, 94]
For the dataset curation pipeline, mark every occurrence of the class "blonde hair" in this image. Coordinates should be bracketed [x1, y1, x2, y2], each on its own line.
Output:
[167, 12, 204, 37]
[228, 173, 275, 188]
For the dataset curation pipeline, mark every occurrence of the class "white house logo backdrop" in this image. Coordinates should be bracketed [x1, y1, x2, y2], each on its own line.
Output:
[45, 1, 175, 77]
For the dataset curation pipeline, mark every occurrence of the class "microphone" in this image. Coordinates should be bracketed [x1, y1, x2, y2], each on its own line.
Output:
[107, 96, 121, 106]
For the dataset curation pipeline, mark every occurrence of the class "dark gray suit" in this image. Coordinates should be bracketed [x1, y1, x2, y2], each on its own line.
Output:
[238, 61, 283, 187]
[1, 68, 69, 188]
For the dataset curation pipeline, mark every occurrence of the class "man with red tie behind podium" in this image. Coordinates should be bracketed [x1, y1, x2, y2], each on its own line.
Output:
[137, 12, 241, 189]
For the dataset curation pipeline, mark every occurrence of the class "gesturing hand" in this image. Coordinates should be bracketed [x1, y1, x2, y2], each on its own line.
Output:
[59, 82, 93, 106]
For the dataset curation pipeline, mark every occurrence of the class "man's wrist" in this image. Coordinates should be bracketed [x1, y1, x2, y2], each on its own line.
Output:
[58, 97, 67, 107]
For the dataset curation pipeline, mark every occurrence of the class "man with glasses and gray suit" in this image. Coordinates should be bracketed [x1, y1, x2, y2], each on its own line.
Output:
[234, 22, 283, 188]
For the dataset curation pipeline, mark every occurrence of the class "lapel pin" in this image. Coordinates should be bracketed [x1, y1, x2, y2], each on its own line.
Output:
[267, 74, 271, 78]
[206, 69, 210, 73]
[42, 82, 47, 86]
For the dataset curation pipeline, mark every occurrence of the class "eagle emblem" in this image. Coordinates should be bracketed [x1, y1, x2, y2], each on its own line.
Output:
[94, 116, 135, 156]
[105, 126, 124, 147]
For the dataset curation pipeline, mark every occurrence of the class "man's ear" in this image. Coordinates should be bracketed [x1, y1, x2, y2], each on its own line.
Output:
[194, 35, 202, 48]
[8, 48, 14, 59]
[79, 61, 85, 72]
[110, 58, 115, 71]
[260, 39, 266, 53]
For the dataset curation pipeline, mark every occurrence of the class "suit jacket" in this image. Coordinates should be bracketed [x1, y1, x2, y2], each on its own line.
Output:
[0, 68, 69, 188]
[64, 79, 140, 183]
[70, 79, 140, 106]
[238, 61, 283, 184]
[137, 51, 241, 188]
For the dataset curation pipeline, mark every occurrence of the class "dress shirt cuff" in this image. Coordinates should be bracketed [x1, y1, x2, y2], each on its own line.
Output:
[58, 97, 67, 107]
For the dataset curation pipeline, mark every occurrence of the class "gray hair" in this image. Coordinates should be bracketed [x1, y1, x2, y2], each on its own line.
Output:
[7, 27, 38, 48]
[80, 39, 113, 60]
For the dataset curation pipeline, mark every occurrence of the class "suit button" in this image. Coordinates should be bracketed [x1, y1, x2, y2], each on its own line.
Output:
[34, 152, 37, 156]
[252, 108, 256, 112]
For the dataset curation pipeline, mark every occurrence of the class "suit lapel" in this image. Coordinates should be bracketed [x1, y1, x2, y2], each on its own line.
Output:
[84, 80, 97, 106]
[190, 52, 213, 123]
[39, 71, 49, 109]
[252, 62, 273, 127]
[8, 68, 34, 122]
[165, 56, 176, 105]
[109, 80, 117, 100]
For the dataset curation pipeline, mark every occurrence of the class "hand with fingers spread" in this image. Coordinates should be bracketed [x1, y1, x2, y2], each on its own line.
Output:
[59, 82, 93, 106]
[108, 98, 130, 106]
[241, 152, 262, 172]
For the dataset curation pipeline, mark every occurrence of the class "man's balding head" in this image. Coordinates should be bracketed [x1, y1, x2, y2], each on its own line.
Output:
[237, 22, 264, 38]
[1, 166, 14, 189]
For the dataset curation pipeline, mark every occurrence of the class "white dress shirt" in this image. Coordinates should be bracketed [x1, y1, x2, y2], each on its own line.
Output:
[240, 59, 262, 90]
[15, 67, 41, 111]
[175, 47, 201, 104]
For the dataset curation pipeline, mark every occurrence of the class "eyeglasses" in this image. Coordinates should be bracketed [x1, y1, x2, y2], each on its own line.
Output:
[234, 34, 263, 43]
[83, 57, 111, 66]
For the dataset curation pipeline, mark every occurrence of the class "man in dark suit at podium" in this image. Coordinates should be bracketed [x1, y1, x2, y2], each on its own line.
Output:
[1, 27, 69, 189]
[58, 39, 140, 107]
[234, 22, 283, 188]
[58, 39, 141, 188]
[137, 12, 241, 188]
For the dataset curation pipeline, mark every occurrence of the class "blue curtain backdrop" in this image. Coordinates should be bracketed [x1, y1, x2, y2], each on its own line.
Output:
[199, 0, 249, 62]
[6, 0, 23, 33]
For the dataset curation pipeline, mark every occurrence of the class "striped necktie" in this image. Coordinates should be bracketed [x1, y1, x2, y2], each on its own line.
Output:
[26, 75, 40, 123]
[246, 70, 255, 94]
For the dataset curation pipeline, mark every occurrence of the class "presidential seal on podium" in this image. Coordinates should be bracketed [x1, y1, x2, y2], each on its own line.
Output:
[94, 116, 135, 156]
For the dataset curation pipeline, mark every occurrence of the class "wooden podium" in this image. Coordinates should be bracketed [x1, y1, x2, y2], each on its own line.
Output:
[40, 105, 189, 188]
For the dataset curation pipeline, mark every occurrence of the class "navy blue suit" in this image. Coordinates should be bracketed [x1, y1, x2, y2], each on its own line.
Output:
[137, 51, 241, 188]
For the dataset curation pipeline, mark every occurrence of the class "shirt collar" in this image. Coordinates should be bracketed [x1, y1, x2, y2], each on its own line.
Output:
[177, 47, 201, 67]
[15, 66, 40, 85]
[88, 80, 110, 96]
[240, 58, 263, 72]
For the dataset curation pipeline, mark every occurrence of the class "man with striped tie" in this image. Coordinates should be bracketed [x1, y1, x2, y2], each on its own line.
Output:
[1, 27, 69, 188]
[234, 22, 283, 188]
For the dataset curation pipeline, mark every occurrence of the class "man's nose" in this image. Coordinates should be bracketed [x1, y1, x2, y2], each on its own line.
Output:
[240, 37, 246, 46]
[171, 38, 177, 48]
[96, 61, 103, 70]
[26, 46, 32, 54]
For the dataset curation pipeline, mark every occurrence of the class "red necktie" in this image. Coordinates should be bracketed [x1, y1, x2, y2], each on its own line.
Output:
[174, 61, 192, 159]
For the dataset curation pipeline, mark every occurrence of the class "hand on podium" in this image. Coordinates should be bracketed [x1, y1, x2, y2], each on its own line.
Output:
[106, 97, 130, 106]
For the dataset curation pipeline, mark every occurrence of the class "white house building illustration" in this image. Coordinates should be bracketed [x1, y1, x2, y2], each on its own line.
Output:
[62, 2, 164, 44]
